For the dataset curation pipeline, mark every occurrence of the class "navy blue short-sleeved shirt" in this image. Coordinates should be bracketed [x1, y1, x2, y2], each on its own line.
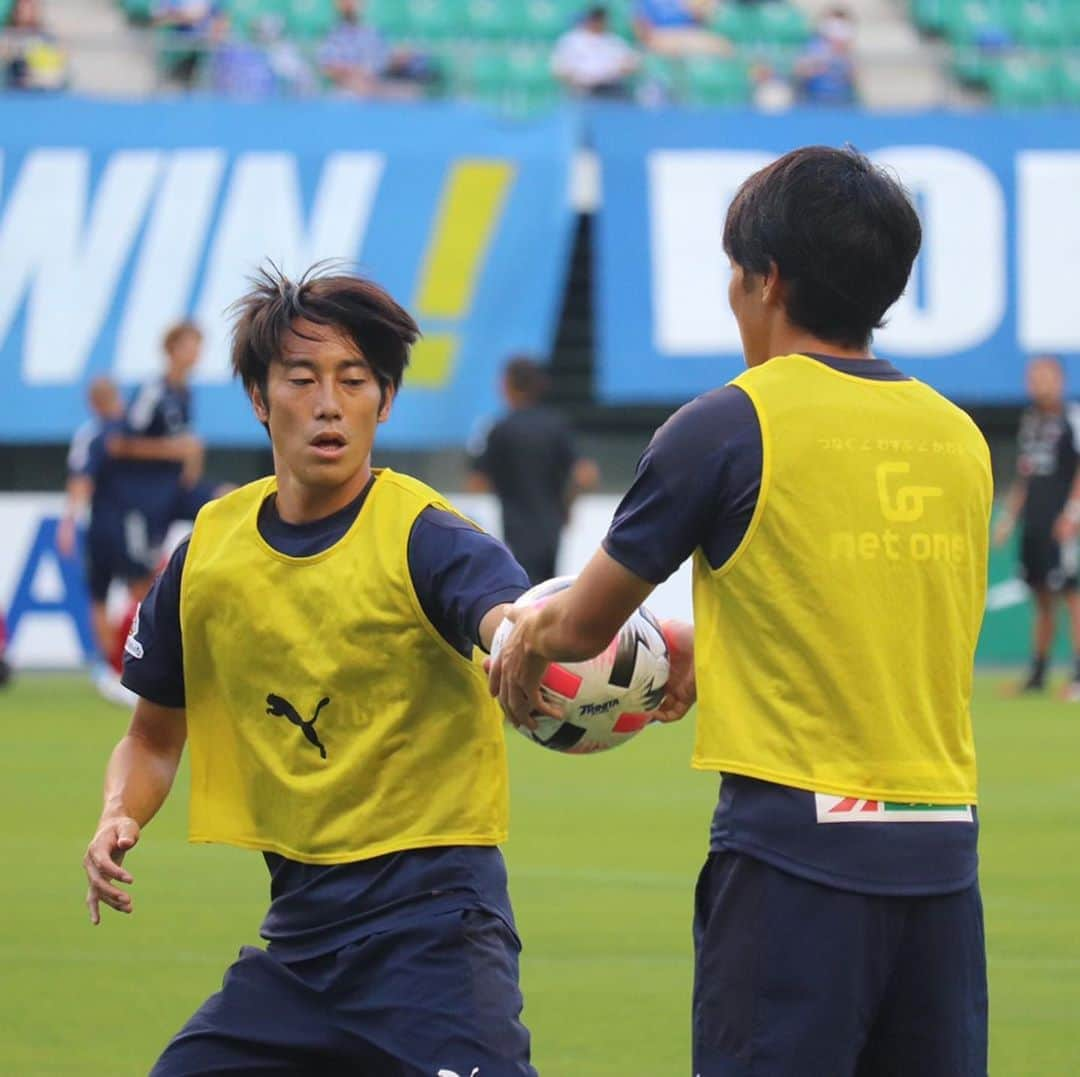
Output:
[123, 476, 529, 959]
[603, 355, 978, 897]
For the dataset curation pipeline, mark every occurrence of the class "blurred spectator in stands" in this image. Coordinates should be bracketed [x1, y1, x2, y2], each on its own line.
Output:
[794, 6, 857, 105]
[633, 0, 731, 58]
[318, 0, 431, 100]
[257, 15, 317, 96]
[751, 60, 795, 112]
[153, 0, 216, 86]
[2, 0, 68, 91]
[552, 5, 639, 99]
[205, 13, 275, 98]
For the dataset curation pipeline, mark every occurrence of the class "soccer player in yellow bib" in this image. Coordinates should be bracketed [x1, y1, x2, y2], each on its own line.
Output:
[491, 147, 992, 1076]
[81, 267, 537, 1077]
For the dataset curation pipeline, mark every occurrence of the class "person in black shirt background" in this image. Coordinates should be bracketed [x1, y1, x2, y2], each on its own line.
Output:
[995, 354, 1080, 697]
[467, 356, 599, 585]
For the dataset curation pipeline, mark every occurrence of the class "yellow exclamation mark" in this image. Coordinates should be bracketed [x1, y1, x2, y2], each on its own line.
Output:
[408, 159, 515, 388]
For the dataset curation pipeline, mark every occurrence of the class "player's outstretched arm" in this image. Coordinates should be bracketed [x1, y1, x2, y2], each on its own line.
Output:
[83, 698, 186, 925]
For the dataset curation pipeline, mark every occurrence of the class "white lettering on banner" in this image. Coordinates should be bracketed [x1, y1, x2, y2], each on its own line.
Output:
[114, 151, 227, 380]
[0, 149, 162, 384]
[648, 150, 771, 355]
[873, 147, 1006, 355]
[193, 152, 385, 382]
[1018, 151, 1080, 353]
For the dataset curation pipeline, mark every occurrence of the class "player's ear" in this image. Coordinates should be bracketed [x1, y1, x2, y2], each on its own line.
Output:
[377, 385, 395, 424]
[251, 384, 269, 424]
[761, 261, 785, 308]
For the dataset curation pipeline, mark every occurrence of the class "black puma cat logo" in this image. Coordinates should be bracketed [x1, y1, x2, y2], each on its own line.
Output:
[265, 693, 330, 759]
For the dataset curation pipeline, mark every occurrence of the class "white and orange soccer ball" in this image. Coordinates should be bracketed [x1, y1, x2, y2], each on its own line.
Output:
[490, 576, 670, 754]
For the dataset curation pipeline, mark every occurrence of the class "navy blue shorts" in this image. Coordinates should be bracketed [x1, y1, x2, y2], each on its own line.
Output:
[151, 907, 536, 1076]
[85, 510, 167, 600]
[693, 852, 987, 1077]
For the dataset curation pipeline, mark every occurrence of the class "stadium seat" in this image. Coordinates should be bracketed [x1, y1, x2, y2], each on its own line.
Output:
[911, 0, 949, 35]
[988, 52, 1057, 104]
[464, 0, 517, 39]
[364, 0, 409, 36]
[710, 3, 757, 44]
[121, 0, 155, 23]
[637, 53, 684, 101]
[401, 0, 466, 41]
[1007, 0, 1067, 48]
[227, 0, 280, 36]
[753, 2, 811, 46]
[521, 0, 576, 41]
[684, 56, 752, 105]
[506, 46, 559, 107]
[287, 0, 338, 40]
[1055, 53, 1080, 102]
[951, 44, 994, 85]
[943, 1, 1011, 45]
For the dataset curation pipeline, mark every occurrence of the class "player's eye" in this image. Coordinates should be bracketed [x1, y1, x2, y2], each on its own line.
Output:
[343, 378, 366, 387]
[289, 377, 315, 387]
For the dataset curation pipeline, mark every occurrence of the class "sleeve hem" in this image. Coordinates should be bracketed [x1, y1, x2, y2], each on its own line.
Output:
[120, 673, 185, 710]
[468, 585, 529, 650]
[601, 537, 670, 587]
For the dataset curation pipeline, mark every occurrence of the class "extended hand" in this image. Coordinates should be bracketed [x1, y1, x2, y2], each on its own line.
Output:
[992, 515, 1015, 547]
[83, 816, 140, 924]
[486, 606, 562, 731]
[651, 620, 696, 724]
[1053, 513, 1079, 545]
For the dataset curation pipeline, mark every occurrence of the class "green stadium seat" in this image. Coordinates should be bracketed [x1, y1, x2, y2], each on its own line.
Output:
[287, 0, 338, 40]
[506, 45, 559, 107]
[121, 0, 155, 23]
[710, 3, 757, 44]
[943, 1, 1010, 45]
[467, 49, 512, 100]
[1055, 53, 1080, 103]
[684, 56, 752, 105]
[518, 0, 575, 41]
[365, 0, 409, 36]
[402, 0, 466, 41]
[637, 53, 684, 101]
[226, 0, 280, 36]
[951, 44, 994, 85]
[911, 0, 949, 35]
[464, 0, 517, 39]
[988, 53, 1057, 104]
[1007, 0, 1067, 48]
[753, 2, 811, 46]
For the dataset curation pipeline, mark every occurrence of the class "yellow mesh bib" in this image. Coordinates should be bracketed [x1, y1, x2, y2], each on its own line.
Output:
[692, 355, 992, 803]
[180, 469, 509, 863]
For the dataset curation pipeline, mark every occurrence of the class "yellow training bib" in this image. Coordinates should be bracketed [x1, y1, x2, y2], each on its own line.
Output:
[692, 355, 992, 804]
[180, 469, 509, 863]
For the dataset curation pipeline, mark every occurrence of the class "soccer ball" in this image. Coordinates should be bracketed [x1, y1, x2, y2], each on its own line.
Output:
[490, 576, 670, 754]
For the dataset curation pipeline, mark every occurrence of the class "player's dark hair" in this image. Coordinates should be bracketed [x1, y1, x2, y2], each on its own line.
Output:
[229, 263, 419, 409]
[503, 355, 550, 403]
[723, 145, 922, 350]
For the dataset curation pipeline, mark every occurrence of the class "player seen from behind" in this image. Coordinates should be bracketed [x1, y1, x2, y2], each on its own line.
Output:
[82, 266, 537, 1076]
[492, 146, 992, 1076]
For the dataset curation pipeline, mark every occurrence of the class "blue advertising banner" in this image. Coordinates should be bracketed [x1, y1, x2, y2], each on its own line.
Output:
[591, 107, 1080, 404]
[0, 98, 577, 446]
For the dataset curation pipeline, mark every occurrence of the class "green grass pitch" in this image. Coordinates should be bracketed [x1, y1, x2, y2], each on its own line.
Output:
[1, 672, 1077, 1075]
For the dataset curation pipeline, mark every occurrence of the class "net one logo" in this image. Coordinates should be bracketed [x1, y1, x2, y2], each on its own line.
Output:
[828, 461, 967, 564]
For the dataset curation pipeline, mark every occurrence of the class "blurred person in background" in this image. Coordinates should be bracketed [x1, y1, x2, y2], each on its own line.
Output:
[204, 12, 276, 98]
[318, 0, 430, 99]
[153, 0, 216, 86]
[993, 355, 1080, 698]
[467, 356, 599, 586]
[58, 377, 203, 706]
[794, 6, 857, 106]
[2, 0, 67, 91]
[552, 5, 640, 100]
[632, 0, 731, 58]
[0, 613, 9, 687]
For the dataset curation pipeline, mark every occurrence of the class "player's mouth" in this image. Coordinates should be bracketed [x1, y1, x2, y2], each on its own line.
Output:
[309, 431, 347, 460]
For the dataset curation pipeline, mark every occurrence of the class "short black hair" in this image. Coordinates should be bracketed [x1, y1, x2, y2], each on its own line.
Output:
[229, 263, 419, 407]
[723, 145, 922, 350]
[503, 355, 549, 402]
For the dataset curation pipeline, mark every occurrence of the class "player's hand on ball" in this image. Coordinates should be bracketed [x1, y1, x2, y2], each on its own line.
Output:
[487, 605, 563, 732]
[650, 620, 696, 724]
[83, 816, 141, 924]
